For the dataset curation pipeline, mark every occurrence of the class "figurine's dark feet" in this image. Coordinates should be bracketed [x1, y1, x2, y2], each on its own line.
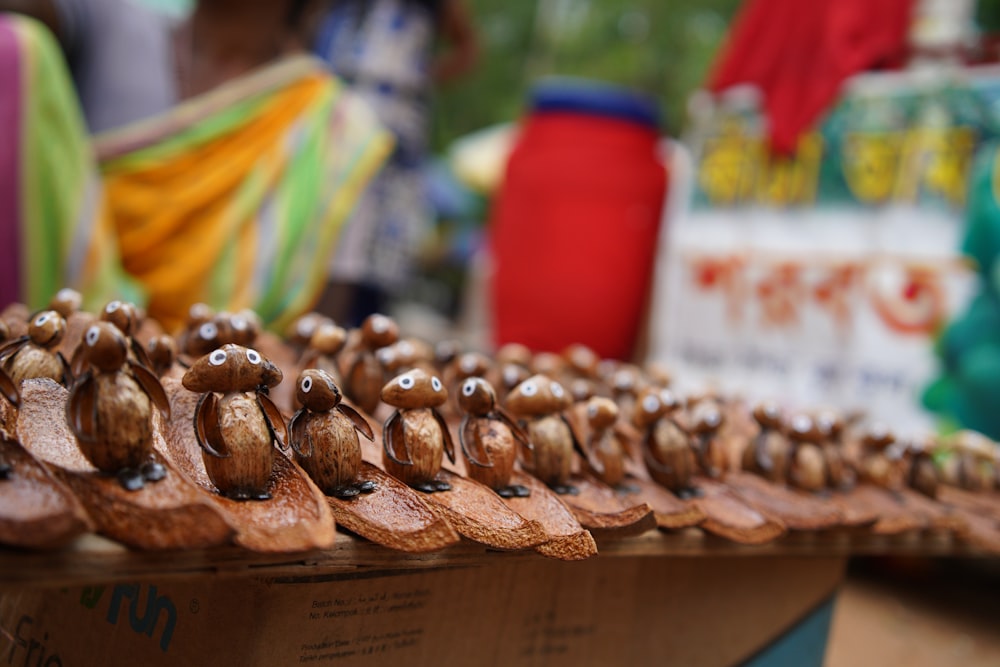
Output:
[496, 485, 531, 498]
[0, 461, 11, 480]
[251, 491, 272, 501]
[117, 468, 145, 491]
[616, 483, 641, 494]
[227, 489, 251, 501]
[141, 461, 167, 483]
[433, 480, 451, 492]
[357, 480, 377, 494]
[815, 489, 832, 499]
[549, 484, 579, 496]
[332, 485, 360, 499]
[676, 486, 703, 500]
[414, 482, 437, 493]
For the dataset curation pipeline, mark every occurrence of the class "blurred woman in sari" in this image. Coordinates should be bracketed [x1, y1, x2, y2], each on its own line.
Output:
[0, 0, 391, 332]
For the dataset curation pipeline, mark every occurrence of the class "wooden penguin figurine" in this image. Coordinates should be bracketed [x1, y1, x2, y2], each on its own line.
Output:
[688, 398, 727, 479]
[504, 374, 580, 495]
[182, 344, 287, 500]
[300, 322, 348, 386]
[0, 366, 21, 478]
[48, 287, 83, 319]
[146, 334, 179, 378]
[97, 300, 153, 370]
[456, 376, 533, 498]
[904, 436, 940, 499]
[946, 431, 998, 492]
[814, 411, 855, 491]
[579, 396, 630, 489]
[66, 322, 171, 490]
[345, 313, 400, 416]
[0, 310, 70, 386]
[742, 401, 790, 483]
[858, 424, 904, 492]
[635, 388, 699, 498]
[380, 368, 455, 493]
[786, 414, 827, 493]
[288, 369, 376, 499]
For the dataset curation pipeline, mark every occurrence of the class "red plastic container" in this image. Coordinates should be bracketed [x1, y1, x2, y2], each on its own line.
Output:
[489, 81, 668, 361]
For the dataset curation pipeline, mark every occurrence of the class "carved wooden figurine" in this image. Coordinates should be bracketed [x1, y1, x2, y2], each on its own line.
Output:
[786, 414, 827, 493]
[48, 287, 83, 319]
[858, 424, 904, 492]
[579, 396, 630, 489]
[300, 322, 348, 385]
[0, 366, 21, 478]
[66, 322, 171, 490]
[688, 398, 727, 479]
[0, 310, 70, 386]
[289, 369, 376, 498]
[814, 410, 855, 491]
[504, 374, 581, 495]
[634, 388, 699, 498]
[146, 334, 179, 378]
[182, 344, 287, 500]
[456, 376, 532, 497]
[742, 401, 790, 483]
[944, 431, 998, 492]
[381, 368, 455, 492]
[345, 313, 400, 415]
[904, 436, 940, 499]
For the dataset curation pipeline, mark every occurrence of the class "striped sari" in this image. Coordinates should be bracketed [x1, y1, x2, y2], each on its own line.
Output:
[1, 14, 391, 332]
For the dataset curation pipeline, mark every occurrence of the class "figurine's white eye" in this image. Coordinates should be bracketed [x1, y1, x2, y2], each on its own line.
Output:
[399, 376, 415, 390]
[521, 381, 538, 397]
[431, 377, 443, 392]
[551, 382, 565, 398]
[460, 357, 477, 373]
[503, 367, 520, 385]
[34, 313, 50, 326]
[462, 379, 476, 396]
[588, 404, 598, 418]
[56, 288, 74, 300]
[792, 415, 811, 432]
[209, 350, 227, 366]
[296, 319, 312, 336]
[106, 300, 121, 313]
[371, 316, 390, 334]
[85, 326, 101, 347]
[399, 340, 414, 356]
[231, 316, 248, 331]
[199, 322, 218, 340]
[246, 349, 261, 365]
[301, 376, 313, 393]
[642, 395, 660, 413]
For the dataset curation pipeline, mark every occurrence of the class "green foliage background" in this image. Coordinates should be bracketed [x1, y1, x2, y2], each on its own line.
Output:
[431, 0, 745, 151]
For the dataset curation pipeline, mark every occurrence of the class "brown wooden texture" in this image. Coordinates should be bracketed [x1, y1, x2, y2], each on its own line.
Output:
[690, 476, 787, 544]
[725, 471, 844, 531]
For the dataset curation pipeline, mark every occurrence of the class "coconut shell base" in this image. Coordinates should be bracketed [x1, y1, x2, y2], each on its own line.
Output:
[502, 470, 597, 561]
[725, 472, 843, 531]
[689, 476, 787, 545]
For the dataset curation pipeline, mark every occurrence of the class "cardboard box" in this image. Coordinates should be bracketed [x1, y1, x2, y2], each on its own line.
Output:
[0, 555, 844, 666]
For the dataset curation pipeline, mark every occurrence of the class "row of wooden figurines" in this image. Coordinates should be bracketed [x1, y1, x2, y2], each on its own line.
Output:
[0, 289, 997, 521]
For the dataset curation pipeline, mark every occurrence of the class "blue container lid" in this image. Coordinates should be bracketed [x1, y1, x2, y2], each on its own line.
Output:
[529, 77, 662, 130]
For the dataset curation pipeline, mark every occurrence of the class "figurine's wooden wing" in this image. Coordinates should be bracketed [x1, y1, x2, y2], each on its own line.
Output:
[0, 337, 27, 363]
[561, 413, 589, 462]
[69, 344, 88, 379]
[129, 338, 154, 373]
[641, 437, 673, 476]
[298, 348, 321, 370]
[128, 360, 170, 420]
[194, 392, 229, 458]
[383, 410, 412, 466]
[0, 367, 19, 408]
[753, 432, 773, 472]
[257, 391, 288, 450]
[432, 408, 456, 465]
[459, 416, 493, 468]
[337, 403, 374, 441]
[66, 372, 99, 443]
[496, 407, 532, 452]
[288, 409, 312, 457]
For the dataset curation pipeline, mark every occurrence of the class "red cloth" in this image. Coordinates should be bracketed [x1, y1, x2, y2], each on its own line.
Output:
[708, 0, 914, 154]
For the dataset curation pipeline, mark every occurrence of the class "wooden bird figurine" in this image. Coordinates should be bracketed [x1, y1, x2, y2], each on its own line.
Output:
[634, 388, 699, 498]
[146, 334, 179, 378]
[904, 435, 940, 499]
[96, 300, 153, 370]
[579, 396, 631, 489]
[300, 322, 348, 386]
[47, 287, 83, 319]
[504, 373, 581, 495]
[814, 410, 855, 491]
[288, 369, 376, 499]
[345, 313, 400, 416]
[786, 414, 827, 493]
[0, 366, 21, 478]
[182, 344, 287, 500]
[456, 377, 532, 498]
[66, 322, 171, 490]
[944, 431, 998, 492]
[0, 310, 70, 386]
[742, 401, 790, 483]
[858, 424, 905, 492]
[687, 398, 727, 479]
[380, 368, 455, 493]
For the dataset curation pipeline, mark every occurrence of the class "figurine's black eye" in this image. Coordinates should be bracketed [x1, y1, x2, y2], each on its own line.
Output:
[209, 350, 227, 366]
[521, 381, 537, 397]
[431, 377, 443, 392]
[551, 382, 565, 398]
[246, 349, 261, 365]
[462, 380, 476, 396]
[34, 313, 50, 326]
[199, 322, 218, 340]
[400, 376, 415, 390]
[85, 326, 101, 347]
[642, 395, 659, 413]
[301, 376, 313, 393]
[106, 300, 121, 313]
